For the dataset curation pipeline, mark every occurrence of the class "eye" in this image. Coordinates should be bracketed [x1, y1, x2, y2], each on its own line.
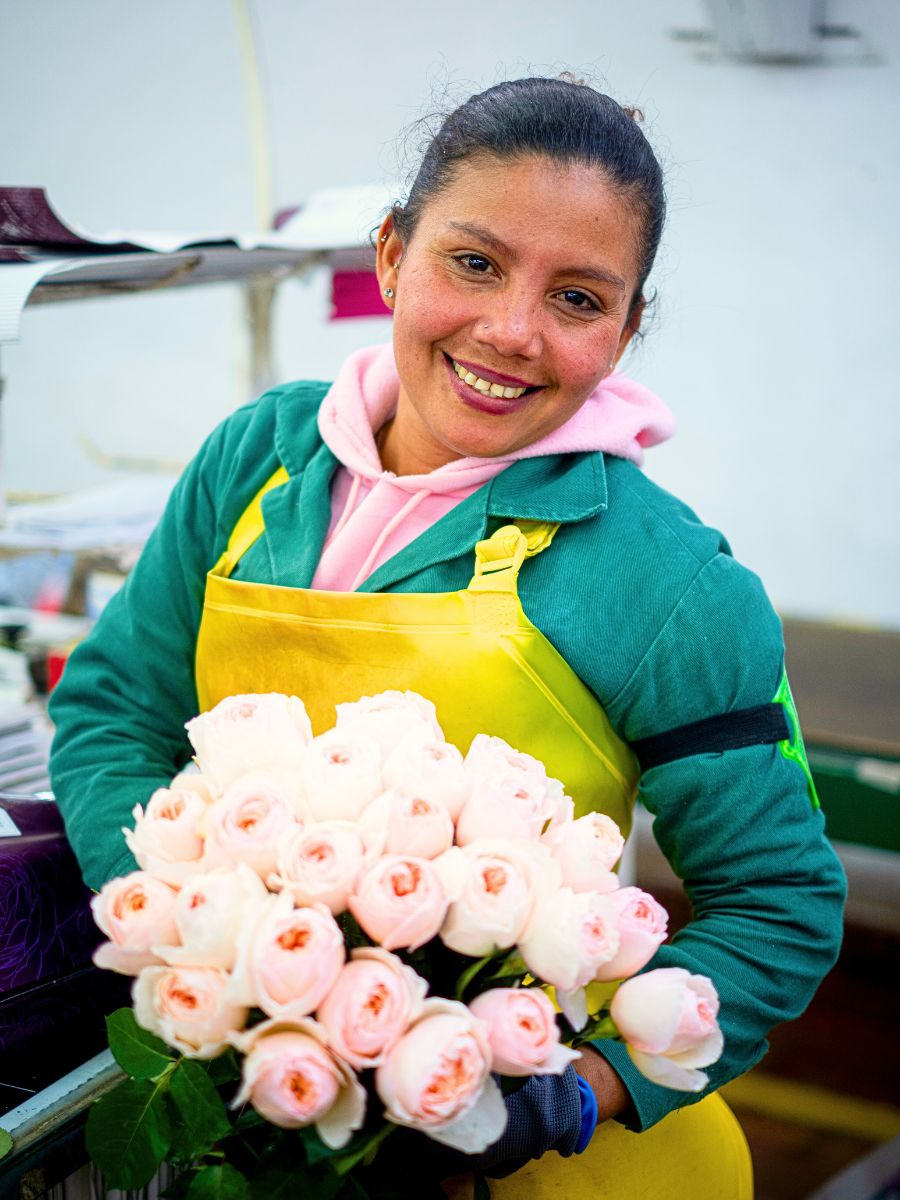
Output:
[557, 288, 601, 313]
[453, 253, 493, 274]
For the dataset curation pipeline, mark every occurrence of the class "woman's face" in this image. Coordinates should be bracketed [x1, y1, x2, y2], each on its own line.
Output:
[376, 154, 645, 474]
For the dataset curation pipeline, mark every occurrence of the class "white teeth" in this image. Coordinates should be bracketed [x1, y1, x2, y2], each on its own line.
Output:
[451, 359, 527, 399]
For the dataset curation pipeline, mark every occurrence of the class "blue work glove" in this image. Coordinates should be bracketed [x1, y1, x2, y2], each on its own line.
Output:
[366, 1066, 589, 1189]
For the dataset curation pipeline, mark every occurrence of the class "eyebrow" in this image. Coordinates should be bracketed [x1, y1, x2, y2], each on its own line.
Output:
[445, 220, 628, 295]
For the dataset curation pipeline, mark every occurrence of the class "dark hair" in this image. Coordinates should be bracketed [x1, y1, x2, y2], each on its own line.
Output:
[392, 77, 665, 320]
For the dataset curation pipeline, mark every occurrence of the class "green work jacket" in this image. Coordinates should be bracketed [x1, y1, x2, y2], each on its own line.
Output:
[49, 380, 846, 1131]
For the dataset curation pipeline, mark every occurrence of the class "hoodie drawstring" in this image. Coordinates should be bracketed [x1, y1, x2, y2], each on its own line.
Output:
[349, 489, 429, 591]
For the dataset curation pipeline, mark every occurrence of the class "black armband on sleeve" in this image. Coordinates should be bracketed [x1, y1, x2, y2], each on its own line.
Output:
[631, 703, 790, 772]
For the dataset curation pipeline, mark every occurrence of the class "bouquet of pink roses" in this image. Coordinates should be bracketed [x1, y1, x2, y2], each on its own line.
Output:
[86, 690, 723, 1197]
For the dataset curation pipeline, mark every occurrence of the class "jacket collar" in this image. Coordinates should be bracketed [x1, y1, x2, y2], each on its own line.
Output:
[362, 452, 608, 592]
[269, 381, 609, 591]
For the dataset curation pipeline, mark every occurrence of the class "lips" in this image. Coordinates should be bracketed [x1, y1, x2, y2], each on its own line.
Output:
[448, 354, 540, 390]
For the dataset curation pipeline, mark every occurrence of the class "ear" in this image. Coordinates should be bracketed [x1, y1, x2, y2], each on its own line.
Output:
[611, 295, 645, 367]
[375, 213, 405, 309]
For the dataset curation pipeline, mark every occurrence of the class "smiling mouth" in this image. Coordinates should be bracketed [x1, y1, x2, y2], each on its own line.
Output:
[447, 355, 540, 400]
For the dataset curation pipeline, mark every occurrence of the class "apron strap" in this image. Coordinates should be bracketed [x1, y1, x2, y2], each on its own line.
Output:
[213, 466, 289, 579]
[468, 521, 560, 593]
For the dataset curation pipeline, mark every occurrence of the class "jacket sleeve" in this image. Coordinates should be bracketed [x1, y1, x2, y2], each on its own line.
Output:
[595, 553, 847, 1130]
[48, 410, 261, 891]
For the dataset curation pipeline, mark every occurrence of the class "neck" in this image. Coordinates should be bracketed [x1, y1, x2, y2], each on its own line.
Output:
[377, 404, 462, 476]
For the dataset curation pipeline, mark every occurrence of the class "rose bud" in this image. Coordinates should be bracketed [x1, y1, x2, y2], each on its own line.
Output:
[302, 729, 383, 821]
[124, 785, 208, 887]
[230, 1017, 366, 1148]
[469, 987, 581, 1076]
[230, 892, 345, 1018]
[544, 812, 625, 894]
[383, 736, 468, 820]
[91, 872, 179, 975]
[185, 692, 312, 791]
[610, 968, 723, 1092]
[592, 887, 668, 982]
[201, 770, 302, 878]
[133, 965, 247, 1058]
[317, 947, 428, 1070]
[348, 855, 449, 951]
[375, 998, 507, 1152]
[269, 821, 366, 915]
[335, 690, 443, 756]
[154, 864, 269, 970]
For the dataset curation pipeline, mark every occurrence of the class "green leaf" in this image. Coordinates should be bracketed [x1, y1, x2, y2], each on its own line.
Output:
[186, 1163, 250, 1200]
[162, 1171, 199, 1199]
[572, 1014, 618, 1044]
[454, 952, 494, 1001]
[167, 1060, 232, 1159]
[330, 1123, 395, 1176]
[249, 1165, 321, 1200]
[86, 1077, 172, 1188]
[107, 1008, 175, 1079]
[203, 1049, 242, 1087]
[301, 1125, 338, 1167]
[474, 1175, 492, 1200]
[482, 950, 527, 984]
[0, 1128, 12, 1160]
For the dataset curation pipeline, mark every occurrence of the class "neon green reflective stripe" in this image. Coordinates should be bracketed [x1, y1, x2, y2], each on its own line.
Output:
[773, 668, 820, 809]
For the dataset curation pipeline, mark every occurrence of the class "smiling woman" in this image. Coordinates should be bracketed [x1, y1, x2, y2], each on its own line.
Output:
[377, 157, 646, 472]
[48, 75, 845, 1198]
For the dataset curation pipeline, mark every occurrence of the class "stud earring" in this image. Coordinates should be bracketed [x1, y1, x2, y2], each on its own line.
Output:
[383, 287, 394, 299]
[380, 233, 389, 243]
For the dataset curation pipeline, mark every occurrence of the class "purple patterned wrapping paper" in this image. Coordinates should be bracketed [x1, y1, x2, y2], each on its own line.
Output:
[0, 796, 131, 1109]
[0, 797, 104, 1039]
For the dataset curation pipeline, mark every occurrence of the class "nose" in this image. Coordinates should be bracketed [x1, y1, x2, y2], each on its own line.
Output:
[472, 287, 543, 360]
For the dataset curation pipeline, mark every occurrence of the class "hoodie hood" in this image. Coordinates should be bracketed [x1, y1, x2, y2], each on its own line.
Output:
[317, 343, 675, 492]
[312, 343, 675, 592]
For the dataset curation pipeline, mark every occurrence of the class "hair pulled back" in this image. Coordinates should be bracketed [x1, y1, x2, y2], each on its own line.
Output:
[392, 77, 665, 317]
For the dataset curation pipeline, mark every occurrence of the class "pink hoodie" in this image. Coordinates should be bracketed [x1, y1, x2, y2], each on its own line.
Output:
[312, 344, 675, 591]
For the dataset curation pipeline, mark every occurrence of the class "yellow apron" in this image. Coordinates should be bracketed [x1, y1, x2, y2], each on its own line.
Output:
[194, 467, 752, 1199]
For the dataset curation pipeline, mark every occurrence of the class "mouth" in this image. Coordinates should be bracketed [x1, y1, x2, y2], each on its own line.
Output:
[445, 354, 542, 400]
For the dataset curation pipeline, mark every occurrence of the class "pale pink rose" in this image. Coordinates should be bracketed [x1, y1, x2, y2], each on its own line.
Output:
[439, 839, 560, 958]
[469, 988, 581, 1076]
[375, 998, 507, 1152]
[168, 771, 219, 805]
[348, 855, 448, 951]
[383, 736, 468, 820]
[202, 771, 302, 877]
[155, 865, 269, 969]
[592, 887, 669, 982]
[544, 812, 625, 894]
[456, 737, 566, 844]
[133, 965, 247, 1058]
[518, 887, 621, 1028]
[230, 892, 345, 1018]
[359, 787, 454, 860]
[91, 872, 179, 975]
[269, 821, 365, 915]
[610, 968, 723, 1092]
[335, 690, 443, 756]
[124, 786, 208, 886]
[185, 693, 312, 791]
[317, 947, 428, 1070]
[230, 1017, 366, 1148]
[302, 729, 383, 821]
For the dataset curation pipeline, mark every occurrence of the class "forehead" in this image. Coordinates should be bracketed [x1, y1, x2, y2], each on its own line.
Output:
[412, 154, 643, 287]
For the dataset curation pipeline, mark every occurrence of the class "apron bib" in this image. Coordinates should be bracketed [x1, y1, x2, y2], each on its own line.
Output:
[193, 467, 751, 1199]
[196, 467, 638, 836]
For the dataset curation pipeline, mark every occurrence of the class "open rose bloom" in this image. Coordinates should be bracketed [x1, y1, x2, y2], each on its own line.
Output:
[92, 688, 723, 1169]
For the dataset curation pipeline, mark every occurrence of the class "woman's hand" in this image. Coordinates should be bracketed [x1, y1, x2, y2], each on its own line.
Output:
[573, 1043, 630, 1122]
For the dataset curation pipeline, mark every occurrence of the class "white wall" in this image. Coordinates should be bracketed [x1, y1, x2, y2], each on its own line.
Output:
[3, 0, 898, 626]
